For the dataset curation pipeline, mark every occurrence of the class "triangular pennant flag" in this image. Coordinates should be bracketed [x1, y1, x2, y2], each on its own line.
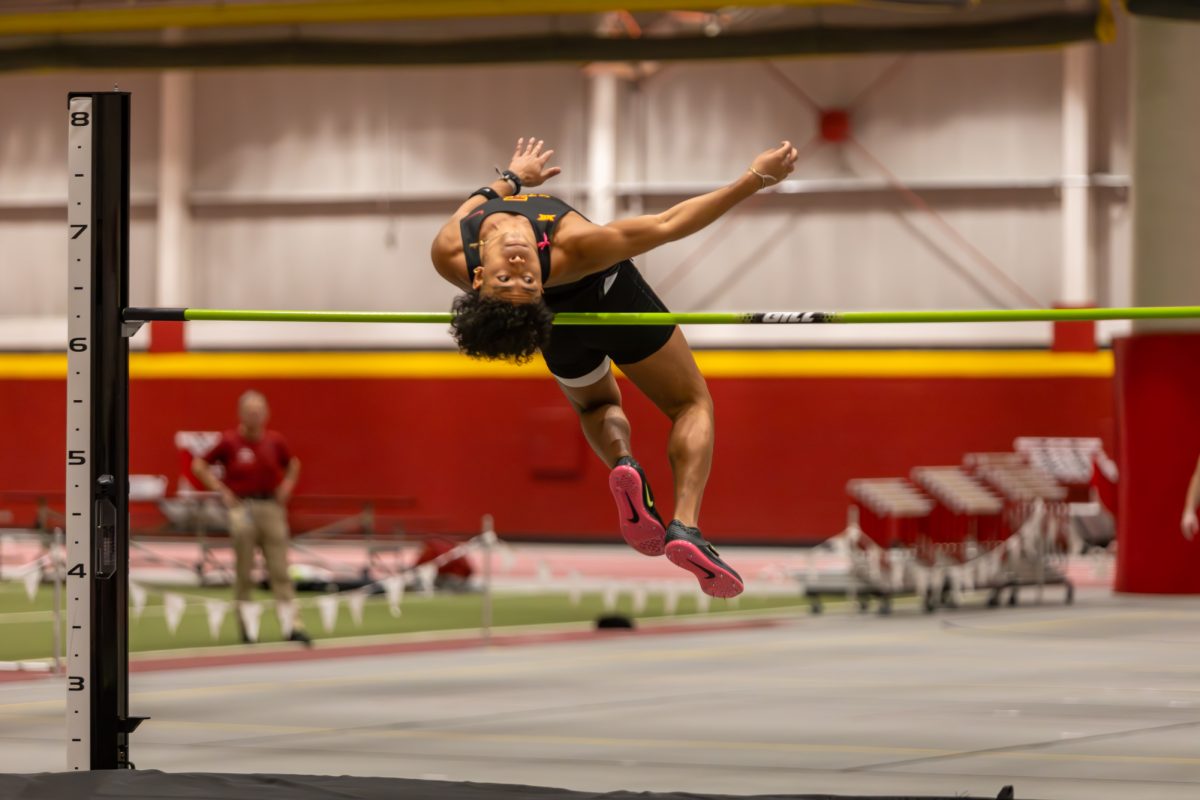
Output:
[276, 600, 296, 639]
[316, 594, 340, 634]
[536, 559, 552, 583]
[238, 601, 263, 643]
[601, 584, 619, 611]
[498, 544, 517, 573]
[631, 586, 647, 614]
[163, 593, 187, 635]
[567, 570, 583, 607]
[417, 564, 437, 597]
[347, 591, 367, 627]
[384, 576, 405, 618]
[204, 599, 229, 641]
[22, 567, 41, 602]
[663, 584, 679, 616]
[129, 582, 148, 620]
[695, 591, 711, 613]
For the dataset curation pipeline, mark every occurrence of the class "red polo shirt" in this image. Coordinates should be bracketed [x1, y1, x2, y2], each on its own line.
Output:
[204, 429, 293, 499]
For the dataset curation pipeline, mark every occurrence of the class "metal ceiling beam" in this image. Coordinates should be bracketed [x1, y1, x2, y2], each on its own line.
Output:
[0, 0, 943, 38]
[0, 13, 1103, 72]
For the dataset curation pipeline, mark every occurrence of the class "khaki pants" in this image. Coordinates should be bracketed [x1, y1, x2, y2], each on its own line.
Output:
[229, 499, 296, 616]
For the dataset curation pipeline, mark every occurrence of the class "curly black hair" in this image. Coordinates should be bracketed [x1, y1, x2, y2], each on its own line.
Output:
[449, 291, 555, 364]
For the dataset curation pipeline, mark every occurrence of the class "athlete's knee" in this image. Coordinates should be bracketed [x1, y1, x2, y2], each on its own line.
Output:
[570, 394, 622, 418]
[664, 383, 713, 424]
[562, 381, 622, 417]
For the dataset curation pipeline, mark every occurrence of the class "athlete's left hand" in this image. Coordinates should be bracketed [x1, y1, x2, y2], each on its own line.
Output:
[749, 140, 799, 186]
[508, 137, 561, 188]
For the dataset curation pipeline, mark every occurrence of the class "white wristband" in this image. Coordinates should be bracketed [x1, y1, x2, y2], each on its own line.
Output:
[748, 168, 777, 190]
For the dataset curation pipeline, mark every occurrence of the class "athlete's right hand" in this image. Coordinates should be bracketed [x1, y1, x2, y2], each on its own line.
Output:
[219, 487, 240, 510]
[507, 137, 562, 188]
[749, 140, 799, 186]
[1184, 509, 1198, 540]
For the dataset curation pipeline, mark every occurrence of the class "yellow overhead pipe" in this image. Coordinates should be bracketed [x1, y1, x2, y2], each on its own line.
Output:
[0, 0, 869, 38]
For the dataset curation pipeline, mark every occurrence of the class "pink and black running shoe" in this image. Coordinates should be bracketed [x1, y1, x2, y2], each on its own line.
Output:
[664, 521, 744, 598]
[609, 456, 667, 556]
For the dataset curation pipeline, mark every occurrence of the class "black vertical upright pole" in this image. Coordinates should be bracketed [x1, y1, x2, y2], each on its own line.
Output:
[73, 90, 133, 769]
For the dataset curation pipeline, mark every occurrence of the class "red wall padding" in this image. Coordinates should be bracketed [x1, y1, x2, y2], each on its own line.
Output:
[0, 374, 1113, 543]
[1114, 333, 1200, 593]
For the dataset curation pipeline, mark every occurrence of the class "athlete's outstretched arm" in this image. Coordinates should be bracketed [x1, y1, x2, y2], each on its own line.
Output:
[562, 142, 798, 273]
[430, 137, 562, 289]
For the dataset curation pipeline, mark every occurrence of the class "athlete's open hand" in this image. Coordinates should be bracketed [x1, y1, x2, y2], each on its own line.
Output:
[507, 137, 561, 189]
[749, 140, 799, 187]
[1184, 509, 1198, 540]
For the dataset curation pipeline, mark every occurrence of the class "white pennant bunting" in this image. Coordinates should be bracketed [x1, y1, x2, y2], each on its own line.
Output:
[276, 600, 297, 639]
[163, 593, 187, 635]
[418, 564, 437, 597]
[347, 591, 367, 627]
[499, 544, 517, 573]
[663, 584, 679, 616]
[631, 586, 647, 614]
[384, 576, 405, 618]
[22, 567, 41, 602]
[316, 594, 340, 634]
[601, 584, 619, 611]
[695, 591, 711, 613]
[536, 559, 552, 583]
[204, 599, 229, 641]
[129, 582, 147, 619]
[567, 571, 583, 607]
[238, 601, 263, 643]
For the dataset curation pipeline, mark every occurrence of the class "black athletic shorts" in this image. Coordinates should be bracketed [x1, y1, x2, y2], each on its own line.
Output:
[542, 261, 676, 387]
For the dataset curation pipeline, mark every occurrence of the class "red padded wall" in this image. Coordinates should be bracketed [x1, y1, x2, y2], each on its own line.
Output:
[1114, 333, 1200, 594]
[0, 370, 1114, 543]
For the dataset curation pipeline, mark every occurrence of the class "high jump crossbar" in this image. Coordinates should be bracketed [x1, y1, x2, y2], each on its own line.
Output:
[122, 306, 1200, 326]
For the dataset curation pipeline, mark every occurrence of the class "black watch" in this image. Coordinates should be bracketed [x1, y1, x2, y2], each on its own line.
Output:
[470, 186, 500, 201]
[497, 169, 522, 194]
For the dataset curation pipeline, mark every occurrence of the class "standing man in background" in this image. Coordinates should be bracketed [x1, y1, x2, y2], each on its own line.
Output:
[192, 390, 310, 645]
[1183, 453, 1200, 540]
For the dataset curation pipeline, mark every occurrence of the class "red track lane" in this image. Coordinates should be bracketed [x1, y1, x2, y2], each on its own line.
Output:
[0, 617, 781, 684]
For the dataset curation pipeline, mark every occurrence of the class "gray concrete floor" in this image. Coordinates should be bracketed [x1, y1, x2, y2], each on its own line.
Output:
[2, 589, 1198, 799]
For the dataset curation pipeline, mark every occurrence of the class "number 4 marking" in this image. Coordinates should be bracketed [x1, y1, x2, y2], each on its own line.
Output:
[67, 563, 86, 578]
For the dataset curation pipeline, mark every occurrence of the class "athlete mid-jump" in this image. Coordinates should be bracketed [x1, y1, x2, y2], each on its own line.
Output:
[430, 138, 798, 597]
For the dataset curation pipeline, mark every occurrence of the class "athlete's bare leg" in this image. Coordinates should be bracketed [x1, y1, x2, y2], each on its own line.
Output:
[557, 367, 632, 467]
[618, 328, 713, 529]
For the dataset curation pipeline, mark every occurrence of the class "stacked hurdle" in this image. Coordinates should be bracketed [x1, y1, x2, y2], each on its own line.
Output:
[805, 478, 933, 615]
[965, 452, 1076, 606]
[911, 467, 1006, 610]
[805, 444, 1080, 615]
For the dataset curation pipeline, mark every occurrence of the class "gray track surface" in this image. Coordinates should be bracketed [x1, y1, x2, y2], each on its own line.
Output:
[2, 590, 1198, 800]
